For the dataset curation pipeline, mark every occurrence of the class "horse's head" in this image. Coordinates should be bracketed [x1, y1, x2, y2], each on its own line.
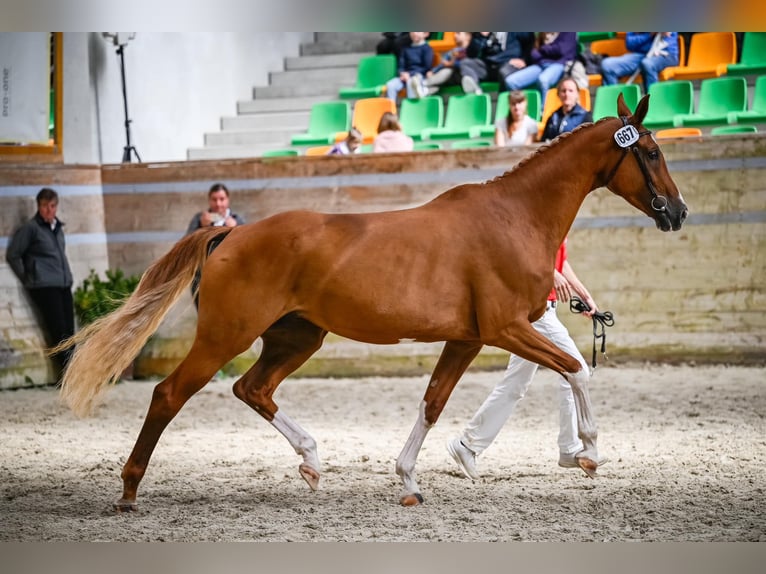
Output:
[603, 93, 688, 232]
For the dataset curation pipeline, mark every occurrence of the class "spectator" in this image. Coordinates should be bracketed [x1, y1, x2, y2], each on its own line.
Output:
[6, 187, 74, 380]
[494, 90, 539, 147]
[600, 33, 680, 93]
[376, 33, 412, 58]
[186, 183, 244, 234]
[540, 76, 593, 142]
[373, 112, 414, 152]
[186, 183, 245, 307]
[460, 32, 535, 94]
[385, 32, 434, 101]
[419, 32, 474, 96]
[327, 127, 363, 155]
[446, 239, 608, 479]
[505, 32, 578, 98]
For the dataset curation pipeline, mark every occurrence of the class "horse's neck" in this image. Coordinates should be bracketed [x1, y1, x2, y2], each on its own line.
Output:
[496, 124, 611, 246]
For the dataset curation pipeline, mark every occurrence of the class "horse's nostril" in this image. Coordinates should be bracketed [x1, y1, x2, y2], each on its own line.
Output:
[681, 208, 688, 222]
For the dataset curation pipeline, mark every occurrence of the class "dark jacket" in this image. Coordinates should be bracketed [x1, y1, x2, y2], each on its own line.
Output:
[541, 103, 593, 141]
[625, 32, 679, 62]
[6, 212, 73, 289]
[397, 42, 434, 76]
[484, 32, 535, 67]
[530, 32, 578, 66]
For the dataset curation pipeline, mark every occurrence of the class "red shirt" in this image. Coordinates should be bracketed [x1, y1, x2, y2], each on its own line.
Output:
[549, 239, 567, 301]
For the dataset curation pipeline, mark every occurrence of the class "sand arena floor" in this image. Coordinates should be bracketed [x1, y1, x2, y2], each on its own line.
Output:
[0, 363, 763, 541]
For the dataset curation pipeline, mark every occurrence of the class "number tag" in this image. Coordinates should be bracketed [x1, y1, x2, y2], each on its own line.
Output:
[614, 125, 639, 148]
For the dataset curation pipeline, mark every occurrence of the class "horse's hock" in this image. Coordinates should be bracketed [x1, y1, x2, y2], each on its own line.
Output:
[2, 136, 765, 387]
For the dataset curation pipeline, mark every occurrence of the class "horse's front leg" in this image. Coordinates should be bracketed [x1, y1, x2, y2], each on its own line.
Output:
[396, 340, 482, 506]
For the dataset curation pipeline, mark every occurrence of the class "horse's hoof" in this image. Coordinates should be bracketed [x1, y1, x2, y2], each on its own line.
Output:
[577, 457, 598, 479]
[298, 463, 320, 491]
[113, 499, 138, 512]
[400, 493, 424, 507]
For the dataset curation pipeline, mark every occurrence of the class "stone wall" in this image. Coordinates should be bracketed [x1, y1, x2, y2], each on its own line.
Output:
[2, 135, 764, 388]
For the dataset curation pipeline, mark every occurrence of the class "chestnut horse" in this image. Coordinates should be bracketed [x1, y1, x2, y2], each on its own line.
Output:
[58, 94, 687, 510]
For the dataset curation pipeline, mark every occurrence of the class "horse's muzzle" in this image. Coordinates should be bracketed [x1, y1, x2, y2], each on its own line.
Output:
[656, 201, 688, 232]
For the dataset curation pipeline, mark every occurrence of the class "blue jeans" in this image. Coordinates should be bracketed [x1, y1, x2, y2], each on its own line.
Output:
[504, 62, 565, 99]
[385, 75, 423, 101]
[601, 52, 678, 92]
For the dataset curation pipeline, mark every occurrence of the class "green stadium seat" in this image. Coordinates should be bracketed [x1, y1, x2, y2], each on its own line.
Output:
[412, 141, 443, 151]
[451, 139, 493, 149]
[728, 75, 766, 124]
[591, 84, 641, 121]
[711, 125, 758, 135]
[261, 149, 299, 157]
[478, 89, 541, 138]
[726, 33, 766, 77]
[674, 77, 748, 128]
[291, 101, 351, 146]
[421, 93, 491, 140]
[577, 32, 616, 43]
[399, 96, 444, 141]
[339, 55, 397, 99]
[642, 81, 694, 129]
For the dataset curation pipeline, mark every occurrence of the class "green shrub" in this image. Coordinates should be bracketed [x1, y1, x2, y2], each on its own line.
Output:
[73, 269, 141, 327]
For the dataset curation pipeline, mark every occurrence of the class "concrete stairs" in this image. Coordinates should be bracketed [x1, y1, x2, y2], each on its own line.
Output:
[187, 33, 382, 160]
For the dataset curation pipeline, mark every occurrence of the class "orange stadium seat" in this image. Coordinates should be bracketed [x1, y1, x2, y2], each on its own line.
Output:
[335, 97, 397, 144]
[660, 32, 735, 81]
[656, 127, 702, 138]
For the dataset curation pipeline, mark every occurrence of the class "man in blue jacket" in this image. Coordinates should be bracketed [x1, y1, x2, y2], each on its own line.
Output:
[7, 188, 74, 379]
[600, 32, 679, 93]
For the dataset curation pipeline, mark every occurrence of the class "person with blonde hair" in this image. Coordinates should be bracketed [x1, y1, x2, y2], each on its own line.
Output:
[494, 90, 539, 147]
[327, 127, 363, 155]
[540, 76, 592, 142]
[372, 112, 414, 153]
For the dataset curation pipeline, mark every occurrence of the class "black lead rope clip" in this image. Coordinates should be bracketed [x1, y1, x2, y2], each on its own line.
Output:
[569, 296, 615, 369]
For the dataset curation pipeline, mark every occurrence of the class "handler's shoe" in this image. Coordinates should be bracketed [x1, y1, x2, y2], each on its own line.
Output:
[447, 438, 479, 480]
[558, 451, 609, 469]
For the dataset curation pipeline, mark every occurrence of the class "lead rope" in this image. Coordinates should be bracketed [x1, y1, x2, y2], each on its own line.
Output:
[569, 296, 615, 369]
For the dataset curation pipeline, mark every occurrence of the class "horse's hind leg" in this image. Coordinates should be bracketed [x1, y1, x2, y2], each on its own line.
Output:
[116, 337, 250, 512]
[397, 340, 482, 506]
[232, 315, 327, 491]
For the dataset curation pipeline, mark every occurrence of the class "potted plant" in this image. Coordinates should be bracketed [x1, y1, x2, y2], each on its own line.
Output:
[73, 268, 141, 378]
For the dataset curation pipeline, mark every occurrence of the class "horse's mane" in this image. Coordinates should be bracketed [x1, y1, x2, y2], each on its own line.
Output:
[484, 116, 614, 185]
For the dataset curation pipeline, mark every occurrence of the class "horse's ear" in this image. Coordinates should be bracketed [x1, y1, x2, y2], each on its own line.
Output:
[630, 94, 650, 126]
[616, 92, 630, 117]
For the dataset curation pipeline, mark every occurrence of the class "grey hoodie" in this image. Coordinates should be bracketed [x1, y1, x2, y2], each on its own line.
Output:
[6, 212, 73, 289]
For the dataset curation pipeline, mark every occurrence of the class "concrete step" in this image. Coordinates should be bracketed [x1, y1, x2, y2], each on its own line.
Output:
[301, 32, 381, 56]
[204, 128, 301, 146]
[222, 111, 310, 131]
[237, 95, 335, 114]
[188, 144, 296, 161]
[253, 82, 345, 99]
[285, 52, 370, 71]
[269, 66, 358, 87]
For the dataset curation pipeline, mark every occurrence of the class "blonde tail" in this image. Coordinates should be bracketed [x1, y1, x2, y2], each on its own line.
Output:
[57, 226, 233, 417]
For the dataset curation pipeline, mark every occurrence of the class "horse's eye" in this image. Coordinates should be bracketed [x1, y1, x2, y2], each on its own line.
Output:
[648, 150, 659, 160]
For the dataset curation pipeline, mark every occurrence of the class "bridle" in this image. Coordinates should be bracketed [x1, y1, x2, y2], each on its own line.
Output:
[603, 116, 668, 213]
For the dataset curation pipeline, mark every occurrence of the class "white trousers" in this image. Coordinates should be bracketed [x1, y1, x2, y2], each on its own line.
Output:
[461, 304, 589, 456]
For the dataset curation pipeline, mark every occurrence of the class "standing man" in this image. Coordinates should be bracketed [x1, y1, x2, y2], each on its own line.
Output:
[447, 240, 608, 479]
[7, 188, 75, 380]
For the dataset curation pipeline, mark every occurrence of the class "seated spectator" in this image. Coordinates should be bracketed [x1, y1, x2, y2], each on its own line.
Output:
[494, 91, 539, 147]
[505, 32, 578, 98]
[600, 32, 679, 93]
[373, 112, 414, 152]
[376, 32, 412, 58]
[385, 32, 434, 101]
[327, 128, 363, 155]
[460, 32, 535, 95]
[540, 76, 593, 142]
[419, 32, 473, 96]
